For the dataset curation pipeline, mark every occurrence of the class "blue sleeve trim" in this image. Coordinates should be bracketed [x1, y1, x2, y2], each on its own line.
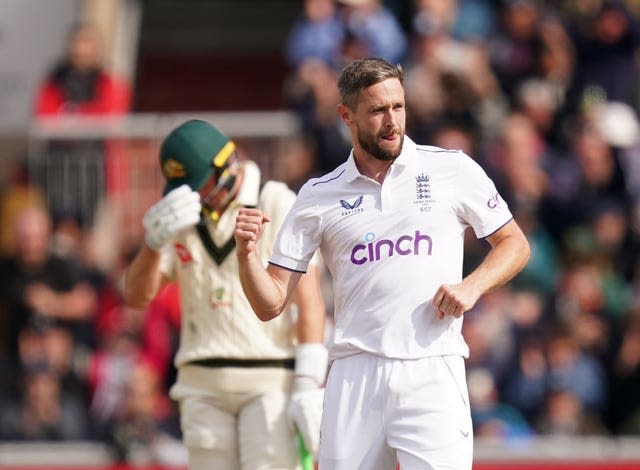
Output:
[480, 217, 514, 239]
[268, 261, 307, 273]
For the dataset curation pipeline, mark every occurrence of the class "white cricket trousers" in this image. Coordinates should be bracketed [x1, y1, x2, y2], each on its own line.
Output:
[319, 353, 473, 470]
[170, 364, 301, 470]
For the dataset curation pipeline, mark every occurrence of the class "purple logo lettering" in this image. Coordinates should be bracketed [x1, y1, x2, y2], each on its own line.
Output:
[350, 231, 433, 265]
[487, 192, 501, 209]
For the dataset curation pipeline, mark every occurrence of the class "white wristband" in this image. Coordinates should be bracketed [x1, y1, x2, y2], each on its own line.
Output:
[295, 343, 329, 387]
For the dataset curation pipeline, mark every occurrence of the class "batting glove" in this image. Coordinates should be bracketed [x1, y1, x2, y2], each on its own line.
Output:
[143, 184, 201, 251]
[287, 343, 329, 457]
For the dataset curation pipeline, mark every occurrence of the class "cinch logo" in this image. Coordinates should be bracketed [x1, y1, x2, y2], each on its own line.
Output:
[350, 231, 433, 265]
[487, 192, 501, 209]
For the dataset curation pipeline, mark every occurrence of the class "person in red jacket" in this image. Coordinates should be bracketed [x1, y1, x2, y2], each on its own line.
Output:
[34, 23, 130, 116]
[33, 23, 132, 225]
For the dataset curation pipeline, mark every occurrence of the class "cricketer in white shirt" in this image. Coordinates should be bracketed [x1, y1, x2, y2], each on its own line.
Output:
[126, 118, 328, 470]
[252, 138, 519, 470]
[270, 135, 512, 362]
[235, 57, 530, 470]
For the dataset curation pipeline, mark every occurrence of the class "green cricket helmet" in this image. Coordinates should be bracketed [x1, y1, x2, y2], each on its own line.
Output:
[160, 119, 239, 221]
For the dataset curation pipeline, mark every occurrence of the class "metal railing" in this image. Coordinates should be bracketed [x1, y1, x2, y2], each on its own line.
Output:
[27, 112, 301, 248]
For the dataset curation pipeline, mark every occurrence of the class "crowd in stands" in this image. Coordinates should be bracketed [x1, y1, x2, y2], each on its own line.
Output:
[283, 0, 640, 440]
[1, 0, 640, 464]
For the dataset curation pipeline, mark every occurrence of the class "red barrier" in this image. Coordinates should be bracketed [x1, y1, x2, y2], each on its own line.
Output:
[474, 464, 640, 470]
[396, 462, 639, 470]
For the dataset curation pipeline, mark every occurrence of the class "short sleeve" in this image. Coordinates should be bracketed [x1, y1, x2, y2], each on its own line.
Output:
[454, 152, 512, 238]
[269, 183, 323, 273]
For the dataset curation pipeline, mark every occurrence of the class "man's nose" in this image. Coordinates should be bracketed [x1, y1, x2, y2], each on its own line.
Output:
[383, 109, 397, 128]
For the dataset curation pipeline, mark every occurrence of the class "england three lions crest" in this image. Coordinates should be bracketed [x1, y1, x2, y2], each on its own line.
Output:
[414, 173, 434, 211]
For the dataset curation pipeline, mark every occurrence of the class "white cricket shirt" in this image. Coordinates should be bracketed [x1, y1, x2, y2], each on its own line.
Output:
[159, 162, 300, 366]
[270, 136, 513, 360]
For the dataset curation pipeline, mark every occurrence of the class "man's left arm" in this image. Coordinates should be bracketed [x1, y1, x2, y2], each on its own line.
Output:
[433, 219, 530, 319]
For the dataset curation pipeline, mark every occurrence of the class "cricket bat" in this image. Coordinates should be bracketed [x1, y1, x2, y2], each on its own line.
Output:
[297, 428, 314, 470]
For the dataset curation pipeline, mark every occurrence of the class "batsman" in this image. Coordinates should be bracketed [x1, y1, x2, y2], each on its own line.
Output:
[124, 119, 327, 469]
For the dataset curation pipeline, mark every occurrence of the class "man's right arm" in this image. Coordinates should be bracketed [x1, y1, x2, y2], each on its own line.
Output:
[123, 244, 167, 309]
[124, 184, 201, 309]
[235, 208, 302, 321]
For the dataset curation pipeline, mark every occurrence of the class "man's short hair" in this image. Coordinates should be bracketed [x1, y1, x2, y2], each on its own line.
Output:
[337, 57, 404, 110]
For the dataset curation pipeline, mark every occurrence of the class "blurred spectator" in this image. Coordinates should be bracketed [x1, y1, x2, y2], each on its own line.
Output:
[284, 59, 352, 174]
[34, 23, 130, 116]
[430, 120, 479, 157]
[468, 367, 534, 440]
[592, 101, 640, 252]
[50, 206, 138, 359]
[545, 324, 607, 412]
[511, 206, 559, 295]
[31, 23, 132, 227]
[607, 311, 640, 434]
[0, 164, 46, 258]
[0, 206, 97, 364]
[554, 257, 619, 360]
[109, 361, 184, 466]
[485, 112, 551, 215]
[0, 364, 89, 441]
[502, 335, 549, 422]
[339, 27, 374, 65]
[336, 0, 408, 64]
[402, 32, 446, 141]
[463, 288, 518, 385]
[566, 1, 640, 113]
[589, 198, 639, 285]
[87, 304, 144, 439]
[284, 0, 345, 69]
[270, 135, 318, 193]
[499, 291, 608, 426]
[535, 386, 607, 436]
[450, 0, 497, 41]
[24, 324, 88, 405]
[540, 116, 633, 241]
[532, 13, 576, 145]
[515, 77, 566, 147]
[50, 209, 80, 252]
[0, 322, 87, 410]
[575, 111, 636, 212]
[488, 0, 545, 102]
[411, 0, 460, 39]
[405, 5, 504, 144]
[508, 289, 550, 339]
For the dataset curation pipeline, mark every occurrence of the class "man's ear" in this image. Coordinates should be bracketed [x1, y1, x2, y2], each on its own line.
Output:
[337, 103, 353, 127]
